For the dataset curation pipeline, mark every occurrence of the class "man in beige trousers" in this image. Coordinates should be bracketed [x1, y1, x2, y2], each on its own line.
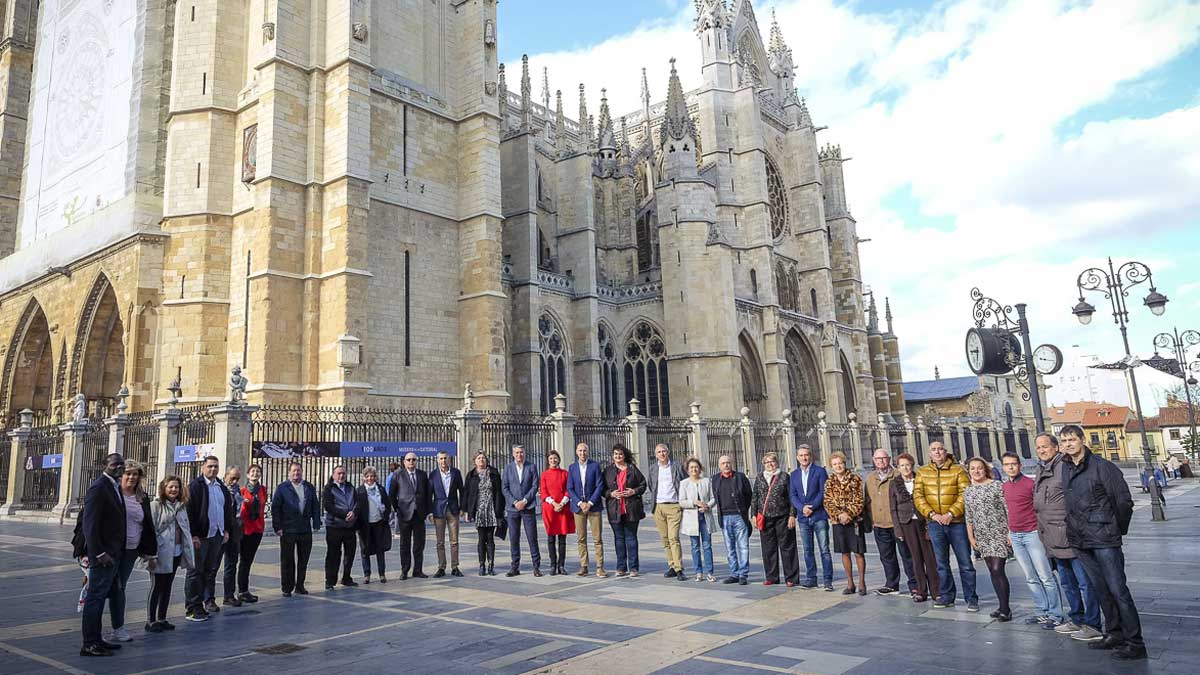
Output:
[647, 444, 688, 580]
[567, 443, 607, 577]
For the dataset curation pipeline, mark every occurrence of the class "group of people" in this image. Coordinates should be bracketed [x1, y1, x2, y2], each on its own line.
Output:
[76, 424, 1147, 661]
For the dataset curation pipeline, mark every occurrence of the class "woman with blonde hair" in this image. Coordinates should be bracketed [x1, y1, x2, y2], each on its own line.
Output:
[108, 460, 156, 642]
[824, 452, 867, 595]
[146, 475, 193, 632]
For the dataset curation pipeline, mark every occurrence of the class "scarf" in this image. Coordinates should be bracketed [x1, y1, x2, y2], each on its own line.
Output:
[762, 468, 780, 482]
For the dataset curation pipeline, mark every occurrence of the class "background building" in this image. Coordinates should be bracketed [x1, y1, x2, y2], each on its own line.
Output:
[903, 370, 1046, 431]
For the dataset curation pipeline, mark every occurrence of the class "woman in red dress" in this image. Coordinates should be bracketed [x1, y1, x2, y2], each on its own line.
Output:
[540, 450, 576, 575]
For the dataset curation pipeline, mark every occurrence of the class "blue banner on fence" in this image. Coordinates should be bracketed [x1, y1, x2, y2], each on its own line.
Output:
[175, 443, 217, 463]
[24, 454, 63, 470]
[340, 441, 455, 458]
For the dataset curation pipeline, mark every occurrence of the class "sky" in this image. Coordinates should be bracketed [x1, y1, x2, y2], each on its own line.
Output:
[498, 0, 1200, 412]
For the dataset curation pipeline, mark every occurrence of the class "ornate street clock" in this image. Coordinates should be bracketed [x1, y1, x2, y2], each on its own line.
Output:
[965, 327, 1021, 375]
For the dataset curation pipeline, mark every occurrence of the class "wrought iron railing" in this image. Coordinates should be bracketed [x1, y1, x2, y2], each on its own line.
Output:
[827, 423, 854, 462]
[859, 424, 880, 466]
[706, 419, 742, 472]
[646, 417, 692, 467]
[73, 417, 110, 506]
[572, 416, 630, 470]
[126, 410, 161, 491]
[794, 424, 820, 462]
[480, 410, 554, 474]
[21, 424, 64, 510]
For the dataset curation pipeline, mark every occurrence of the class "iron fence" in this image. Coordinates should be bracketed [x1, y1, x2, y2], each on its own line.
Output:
[21, 424, 63, 510]
[750, 420, 784, 471]
[173, 406, 217, 485]
[0, 443, 8, 505]
[73, 417, 110, 506]
[480, 411, 554, 474]
[794, 424, 820, 462]
[646, 417, 692, 467]
[827, 423, 854, 462]
[126, 411, 161, 491]
[706, 419, 742, 472]
[859, 424, 880, 466]
[886, 424, 908, 459]
[572, 417, 630, 470]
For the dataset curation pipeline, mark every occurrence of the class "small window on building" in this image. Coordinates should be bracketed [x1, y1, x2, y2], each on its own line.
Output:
[1106, 431, 1118, 448]
[1090, 433, 1100, 446]
[1170, 429, 1181, 440]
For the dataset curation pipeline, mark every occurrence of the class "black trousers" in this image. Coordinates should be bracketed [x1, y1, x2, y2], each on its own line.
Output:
[279, 532, 313, 593]
[873, 526, 916, 591]
[477, 526, 496, 568]
[760, 515, 800, 584]
[146, 557, 181, 622]
[221, 526, 242, 599]
[325, 527, 358, 585]
[1076, 546, 1144, 649]
[396, 515, 426, 574]
[237, 532, 263, 594]
[547, 534, 567, 568]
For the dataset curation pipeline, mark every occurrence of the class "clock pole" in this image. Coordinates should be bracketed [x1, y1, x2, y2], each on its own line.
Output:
[1015, 304, 1046, 434]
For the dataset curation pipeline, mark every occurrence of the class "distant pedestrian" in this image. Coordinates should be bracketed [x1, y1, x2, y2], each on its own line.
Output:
[271, 462, 321, 597]
[355, 466, 392, 583]
[146, 475, 193, 633]
[913, 441, 978, 611]
[890, 453, 939, 603]
[430, 450, 465, 577]
[679, 457, 717, 582]
[221, 465, 245, 606]
[751, 453, 799, 587]
[235, 465, 267, 603]
[825, 452, 867, 596]
[540, 450, 575, 575]
[712, 454, 753, 585]
[79, 453, 129, 657]
[964, 457, 1012, 621]
[1001, 451, 1062, 628]
[502, 444, 542, 576]
[185, 456, 234, 621]
[789, 445, 833, 590]
[464, 452, 504, 575]
[604, 444, 646, 578]
[322, 465, 358, 589]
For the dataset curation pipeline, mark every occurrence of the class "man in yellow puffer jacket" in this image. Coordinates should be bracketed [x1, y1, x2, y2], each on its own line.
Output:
[912, 441, 978, 611]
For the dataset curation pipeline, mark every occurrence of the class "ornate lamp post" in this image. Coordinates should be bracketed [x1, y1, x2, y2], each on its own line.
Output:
[1153, 327, 1200, 458]
[1072, 257, 1168, 521]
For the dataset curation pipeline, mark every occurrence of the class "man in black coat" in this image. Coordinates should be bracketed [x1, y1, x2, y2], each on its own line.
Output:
[711, 454, 753, 585]
[1060, 425, 1144, 661]
[389, 451, 432, 579]
[185, 456, 235, 621]
[80, 453, 128, 657]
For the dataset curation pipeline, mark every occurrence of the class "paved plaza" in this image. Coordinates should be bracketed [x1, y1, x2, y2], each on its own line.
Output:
[0, 474, 1196, 675]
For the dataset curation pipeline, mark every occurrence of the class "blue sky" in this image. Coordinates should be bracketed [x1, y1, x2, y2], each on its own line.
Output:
[500, 0, 1200, 409]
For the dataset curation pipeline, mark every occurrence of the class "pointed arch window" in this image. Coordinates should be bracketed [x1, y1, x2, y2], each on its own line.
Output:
[765, 154, 788, 239]
[598, 324, 621, 416]
[538, 313, 568, 415]
[636, 211, 659, 272]
[623, 321, 670, 417]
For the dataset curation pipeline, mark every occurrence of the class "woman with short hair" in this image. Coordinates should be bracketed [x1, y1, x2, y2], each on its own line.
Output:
[464, 452, 504, 575]
[751, 453, 799, 587]
[146, 475, 193, 632]
[824, 452, 867, 595]
[603, 444, 647, 578]
[679, 457, 718, 582]
[540, 450, 575, 575]
[355, 465, 393, 583]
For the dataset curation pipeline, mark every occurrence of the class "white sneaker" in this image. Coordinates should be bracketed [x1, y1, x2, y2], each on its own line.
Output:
[695, 574, 705, 582]
[108, 627, 132, 642]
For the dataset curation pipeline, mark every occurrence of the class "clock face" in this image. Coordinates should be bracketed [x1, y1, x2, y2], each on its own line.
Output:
[966, 329, 986, 374]
[1033, 344, 1063, 375]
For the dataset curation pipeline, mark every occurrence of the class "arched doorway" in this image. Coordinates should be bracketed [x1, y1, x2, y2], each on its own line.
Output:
[840, 352, 857, 420]
[739, 332, 768, 420]
[784, 329, 823, 425]
[71, 275, 126, 417]
[2, 300, 55, 423]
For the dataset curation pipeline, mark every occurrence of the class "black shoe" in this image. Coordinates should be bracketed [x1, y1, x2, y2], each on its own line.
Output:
[98, 640, 122, 651]
[665, 568, 678, 578]
[874, 587, 898, 596]
[487, 565, 495, 576]
[186, 609, 210, 622]
[80, 644, 113, 657]
[144, 622, 164, 633]
[738, 577, 749, 586]
[989, 610, 1002, 619]
[295, 586, 309, 595]
[379, 576, 387, 584]
[723, 576, 740, 584]
[995, 611, 1012, 623]
[434, 568, 446, 578]
[824, 584, 835, 592]
[203, 600, 221, 613]
[239, 592, 259, 603]
[1089, 636, 1125, 651]
[548, 566, 559, 576]
[281, 591, 293, 598]
[158, 621, 176, 631]
[799, 582, 817, 589]
[676, 571, 689, 581]
[1112, 645, 1148, 660]
[224, 596, 242, 607]
[480, 565, 488, 576]
[363, 576, 371, 584]
[325, 584, 335, 591]
[342, 579, 359, 587]
[451, 568, 463, 577]
[533, 567, 543, 577]
[932, 597, 953, 608]
[506, 568, 520, 577]
[400, 573, 409, 581]
[412, 571, 428, 579]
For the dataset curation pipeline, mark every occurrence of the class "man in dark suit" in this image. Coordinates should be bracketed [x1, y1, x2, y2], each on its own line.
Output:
[80, 453, 128, 657]
[185, 455, 235, 621]
[567, 442, 606, 577]
[389, 451, 432, 579]
[502, 444, 542, 576]
[430, 450, 465, 577]
[788, 444, 833, 590]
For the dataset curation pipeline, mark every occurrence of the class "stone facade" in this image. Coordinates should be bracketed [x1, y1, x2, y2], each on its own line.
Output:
[0, 0, 903, 425]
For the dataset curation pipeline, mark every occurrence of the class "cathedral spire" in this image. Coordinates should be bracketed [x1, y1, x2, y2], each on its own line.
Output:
[520, 54, 532, 127]
[658, 57, 699, 178]
[497, 63, 507, 124]
[768, 9, 790, 62]
[867, 293, 879, 334]
[555, 89, 565, 151]
[578, 84, 593, 149]
[596, 88, 616, 151]
[541, 66, 550, 111]
[885, 297, 894, 335]
[640, 67, 651, 112]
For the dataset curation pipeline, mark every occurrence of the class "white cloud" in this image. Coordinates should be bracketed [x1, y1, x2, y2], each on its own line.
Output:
[509, 0, 1200, 407]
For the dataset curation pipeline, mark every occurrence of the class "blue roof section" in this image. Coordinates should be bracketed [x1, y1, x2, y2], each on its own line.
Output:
[903, 376, 979, 402]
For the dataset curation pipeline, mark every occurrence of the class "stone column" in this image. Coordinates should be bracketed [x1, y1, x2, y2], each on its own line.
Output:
[2, 413, 32, 514]
[848, 413, 862, 470]
[955, 419, 968, 459]
[626, 399, 650, 468]
[877, 412, 891, 455]
[817, 412, 831, 462]
[209, 404, 258, 473]
[154, 408, 184, 485]
[904, 414, 917, 456]
[737, 407, 755, 472]
[917, 416, 930, 464]
[550, 394, 576, 462]
[689, 402, 710, 462]
[780, 409, 797, 471]
[53, 420, 92, 518]
[990, 420, 1002, 457]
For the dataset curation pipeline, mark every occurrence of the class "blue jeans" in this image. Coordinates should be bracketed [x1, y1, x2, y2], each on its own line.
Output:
[797, 518, 833, 585]
[721, 514, 750, 579]
[112, 548, 138, 629]
[1054, 556, 1101, 630]
[611, 520, 640, 572]
[1076, 547, 1143, 648]
[1010, 531, 1062, 619]
[927, 520, 977, 604]
[81, 557, 120, 646]
[689, 516, 714, 575]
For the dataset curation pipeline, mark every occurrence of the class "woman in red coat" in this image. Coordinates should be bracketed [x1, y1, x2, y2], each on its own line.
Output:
[540, 450, 576, 575]
[235, 464, 268, 603]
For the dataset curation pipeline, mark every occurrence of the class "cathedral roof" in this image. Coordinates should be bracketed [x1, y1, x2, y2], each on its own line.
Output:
[903, 376, 980, 402]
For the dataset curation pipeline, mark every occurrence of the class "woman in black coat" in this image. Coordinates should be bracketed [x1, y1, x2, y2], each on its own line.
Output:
[463, 452, 504, 576]
[353, 466, 393, 583]
[751, 453, 799, 587]
[603, 444, 647, 577]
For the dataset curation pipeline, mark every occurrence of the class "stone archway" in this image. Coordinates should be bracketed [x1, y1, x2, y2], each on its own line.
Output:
[784, 328, 824, 425]
[71, 275, 126, 416]
[739, 332, 768, 420]
[840, 352, 857, 420]
[1, 300, 55, 422]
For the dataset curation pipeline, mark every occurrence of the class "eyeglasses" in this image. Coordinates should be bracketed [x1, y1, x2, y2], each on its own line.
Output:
[404, 458, 416, 462]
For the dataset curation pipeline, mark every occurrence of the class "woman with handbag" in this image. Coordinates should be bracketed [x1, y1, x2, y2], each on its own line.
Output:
[825, 452, 868, 595]
[751, 453, 800, 586]
[464, 452, 505, 575]
[604, 444, 647, 578]
[146, 474, 192, 633]
[235, 465, 267, 602]
[679, 457, 718, 582]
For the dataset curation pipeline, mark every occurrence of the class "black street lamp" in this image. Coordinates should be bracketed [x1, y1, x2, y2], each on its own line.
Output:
[1073, 257, 1169, 521]
[1153, 328, 1200, 459]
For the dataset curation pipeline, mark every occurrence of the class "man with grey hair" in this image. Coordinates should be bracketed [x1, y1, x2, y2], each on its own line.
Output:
[866, 448, 916, 596]
[502, 444, 542, 576]
[789, 444, 832, 590]
[389, 452, 431, 580]
[647, 443, 688, 580]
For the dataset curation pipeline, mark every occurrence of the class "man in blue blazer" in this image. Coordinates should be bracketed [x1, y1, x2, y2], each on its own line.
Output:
[789, 444, 833, 590]
[430, 450, 465, 577]
[567, 442, 607, 577]
[501, 444, 542, 576]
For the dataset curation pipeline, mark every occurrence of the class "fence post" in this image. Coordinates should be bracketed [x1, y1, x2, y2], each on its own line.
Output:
[550, 393, 575, 461]
[2, 412, 32, 514]
[210, 404, 258, 472]
[848, 413, 862, 470]
[956, 418, 968, 460]
[780, 409, 797, 471]
[453, 385, 484, 469]
[737, 407, 754, 471]
[54, 419, 91, 519]
[877, 412, 891, 455]
[903, 414, 917, 457]
[689, 401, 710, 461]
[155, 407, 183, 484]
[917, 416, 929, 462]
[817, 412, 830, 461]
[990, 420, 1002, 456]
[626, 399, 650, 468]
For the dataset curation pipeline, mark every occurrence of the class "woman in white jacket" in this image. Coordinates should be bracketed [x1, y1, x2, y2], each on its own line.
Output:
[679, 458, 718, 582]
[145, 476, 195, 632]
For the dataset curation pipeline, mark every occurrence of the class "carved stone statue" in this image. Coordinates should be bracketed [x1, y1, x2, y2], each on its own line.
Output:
[229, 366, 248, 404]
[72, 393, 87, 423]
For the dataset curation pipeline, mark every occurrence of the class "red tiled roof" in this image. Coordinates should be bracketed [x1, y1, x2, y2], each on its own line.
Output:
[1126, 416, 1160, 432]
[1081, 405, 1131, 427]
[1049, 401, 1101, 425]
[1157, 405, 1197, 427]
